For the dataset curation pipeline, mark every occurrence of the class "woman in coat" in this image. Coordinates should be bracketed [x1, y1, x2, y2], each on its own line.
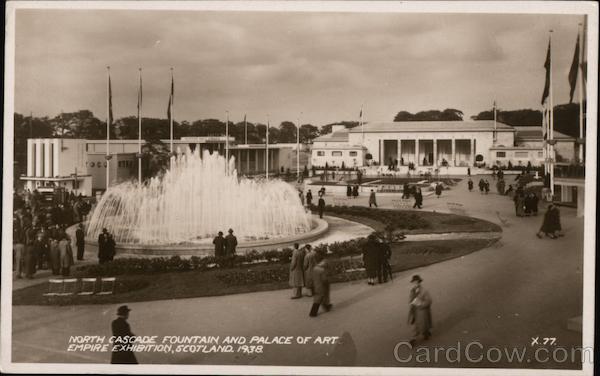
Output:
[434, 184, 442, 198]
[309, 252, 331, 317]
[346, 185, 352, 198]
[407, 274, 432, 344]
[362, 234, 380, 285]
[289, 243, 305, 299]
[537, 204, 558, 239]
[303, 245, 316, 296]
[352, 185, 359, 198]
[58, 234, 74, 276]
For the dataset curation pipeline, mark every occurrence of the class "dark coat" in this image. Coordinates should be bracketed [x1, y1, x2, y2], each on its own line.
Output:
[111, 317, 138, 364]
[346, 186, 352, 197]
[306, 191, 313, 206]
[312, 260, 330, 304]
[225, 234, 238, 255]
[303, 250, 317, 288]
[414, 191, 423, 206]
[213, 235, 226, 257]
[75, 228, 85, 247]
[435, 184, 442, 196]
[362, 239, 380, 278]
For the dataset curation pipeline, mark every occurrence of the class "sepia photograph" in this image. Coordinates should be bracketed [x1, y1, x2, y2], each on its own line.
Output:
[1, 1, 597, 375]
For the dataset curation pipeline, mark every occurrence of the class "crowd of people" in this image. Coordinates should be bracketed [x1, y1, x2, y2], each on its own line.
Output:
[12, 189, 91, 279]
[362, 233, 392, 285]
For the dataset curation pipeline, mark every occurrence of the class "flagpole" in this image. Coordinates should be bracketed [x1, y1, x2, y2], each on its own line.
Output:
[549, 30, 554, 197]
[297, 113, 301, 179]
[244, 115, 248, 145]
[106, 66, 111, 191]
[170, 68, 174, 164]
[225, 110, 229, 173]
[493, 100, 497, 142]
[578, 22, 584, 163]
[138, 68, 142, 183]
[360, 104, 364, 145]
[265, 115, 269, 180]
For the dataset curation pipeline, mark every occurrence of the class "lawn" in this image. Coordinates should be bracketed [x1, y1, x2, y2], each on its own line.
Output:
[13, 238, 498, 306]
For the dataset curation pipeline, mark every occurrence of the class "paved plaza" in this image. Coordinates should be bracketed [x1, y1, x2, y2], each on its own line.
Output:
[11, 176, 584, 368]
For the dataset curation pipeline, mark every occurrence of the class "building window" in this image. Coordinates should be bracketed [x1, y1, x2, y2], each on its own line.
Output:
[90, 162, 95, 167]
[332, 151, 342, 157]
[316, 151, 325, 156]
[496, 151, 506, 158]
[515, 152, 529, 158]
[349, 151, 357, 157]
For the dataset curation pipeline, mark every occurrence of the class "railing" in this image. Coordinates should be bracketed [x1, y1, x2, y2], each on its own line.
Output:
[554, 164, 585, 179]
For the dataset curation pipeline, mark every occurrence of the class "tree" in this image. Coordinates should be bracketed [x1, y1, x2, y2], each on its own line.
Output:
[141, 140, 170, 179]
[393, 109, 464, 122]
[278, 121, 297, 143]
[299, 124, 319, 142]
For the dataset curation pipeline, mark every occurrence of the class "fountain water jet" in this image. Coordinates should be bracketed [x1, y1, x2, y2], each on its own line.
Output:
[86, 148, 314, 246]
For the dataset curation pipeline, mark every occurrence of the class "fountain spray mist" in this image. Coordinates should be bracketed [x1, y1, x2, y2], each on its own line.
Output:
[86, 149, 312, 245]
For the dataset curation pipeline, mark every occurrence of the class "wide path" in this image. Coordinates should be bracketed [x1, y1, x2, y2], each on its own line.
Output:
[11, 176, 584, 369]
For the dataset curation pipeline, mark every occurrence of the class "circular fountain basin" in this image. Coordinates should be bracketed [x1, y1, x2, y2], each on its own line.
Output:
[85, 216, 329, 257]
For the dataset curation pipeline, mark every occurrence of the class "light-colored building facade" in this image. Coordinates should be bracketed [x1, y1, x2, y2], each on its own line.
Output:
[21, 137, 307, 195]
[311, 125, 367, 168]
[312, 121, 576, 172]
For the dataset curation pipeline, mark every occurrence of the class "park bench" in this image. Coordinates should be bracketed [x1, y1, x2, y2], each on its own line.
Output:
[43, 277, 117, 298]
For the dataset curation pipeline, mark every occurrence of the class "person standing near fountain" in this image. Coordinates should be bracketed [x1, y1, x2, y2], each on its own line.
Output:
[213, 231, 226, 258]
[225, 229, 238, 267]
[75, 223, 85, 261]
[98, 228, 109, 264]
[289, 243, 305, 299]
[306, 189, 313, 207]
[317, 194, 326, 219]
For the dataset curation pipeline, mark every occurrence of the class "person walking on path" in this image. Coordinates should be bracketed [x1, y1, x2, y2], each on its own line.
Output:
[496, 179, 506, 195]
[467, 178, 474, 192]
[412, 188, 423, 209]
[352, 184, 359, 199]
[362, 234, 380, 285]
[531, 192, 539, 216]
[75, 223, 85, 261]
[58, 232, 74, 277]
[309, 251, 332, 317]
[298, 190, 305, 206]
[467, 167, 471, 176]
[537, 204, 560, 239]
[346, 185, 352, 198]
[212, 231, 226, 258]
[306, 189, 313, 207]
[407, 274, 432, 345]
[484, 179, 490, 194]
[111, 305, 138, 364]
[303, 244, 316, 297]
[318, 194, 326, 219]
[478, 178, 485, 194]
[402, 183, 410, 199]
[514, 191, 525, 217]
[435, 183, 442, 198]
[289, 243, 306, 299]
[369, 190, 378, 208]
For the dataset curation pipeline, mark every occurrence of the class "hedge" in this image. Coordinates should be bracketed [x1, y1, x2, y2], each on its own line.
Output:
[311, 205, 431, 230]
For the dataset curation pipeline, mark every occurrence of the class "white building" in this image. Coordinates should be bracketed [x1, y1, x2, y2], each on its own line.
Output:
[311, 120, 575, 174]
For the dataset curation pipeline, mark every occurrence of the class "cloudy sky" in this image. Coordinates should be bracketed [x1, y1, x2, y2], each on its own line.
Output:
[14, 8, 584, 126]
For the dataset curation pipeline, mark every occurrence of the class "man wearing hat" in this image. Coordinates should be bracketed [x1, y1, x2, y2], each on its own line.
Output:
[407, 275, 432, 345]
[75, 223, 85, 261]
[225, 229, 238, 267]
[111, 305, 138, 364]
[212, 231, 226, 258]
[98, 228, 109, 264]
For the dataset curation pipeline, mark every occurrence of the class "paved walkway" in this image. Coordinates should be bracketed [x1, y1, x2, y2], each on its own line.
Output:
[11, 176, 584, 369]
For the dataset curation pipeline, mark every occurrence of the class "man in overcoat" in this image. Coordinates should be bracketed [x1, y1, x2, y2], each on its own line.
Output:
[303, 244, 316, 296]
[111, 305, 138, 364]
[289, 243, 305, 299]
[212, 231, 226, 258]
[98, 228, 109, 264]
[58, 233, 74, 276]
[309, 251, 332, 317]
[407, 274, 432, 345]
[225, 229, 238, 267]
[75, 223, 85, 260]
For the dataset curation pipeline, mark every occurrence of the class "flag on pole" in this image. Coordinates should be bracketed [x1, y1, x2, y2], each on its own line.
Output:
[581, 17, 587, 88]
[568, 33, 580, 103]
[541, 39, 551, 105]
[137, 71, 143, 117]
[542, 105, 548, 140]
[108, 74, 114, 126]
[167, 75, 174, 121]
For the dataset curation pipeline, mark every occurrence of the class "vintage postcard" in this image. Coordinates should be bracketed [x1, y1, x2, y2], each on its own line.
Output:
[1, 1, 597, 375]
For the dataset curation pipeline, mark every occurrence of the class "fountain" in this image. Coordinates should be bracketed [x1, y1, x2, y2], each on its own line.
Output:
[86, 148, 327, 256]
